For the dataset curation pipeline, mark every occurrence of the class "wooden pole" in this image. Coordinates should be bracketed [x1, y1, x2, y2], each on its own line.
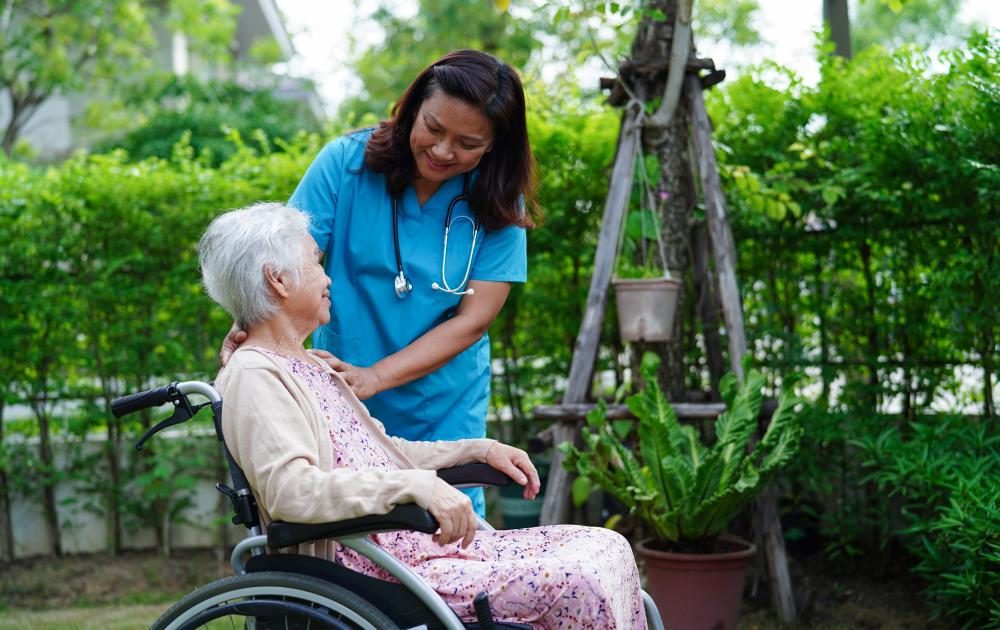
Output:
[686, 75, 746, 382]
[540, 108, 642, 526]
[686, 74, 797, 622]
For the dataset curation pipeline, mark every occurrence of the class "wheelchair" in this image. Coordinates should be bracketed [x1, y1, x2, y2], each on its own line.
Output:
[113, 380, 665, 630]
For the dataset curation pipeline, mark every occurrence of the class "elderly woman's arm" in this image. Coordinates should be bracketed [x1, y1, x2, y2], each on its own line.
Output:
[220, 357, 439, 524]
[375, 421, 540, 498]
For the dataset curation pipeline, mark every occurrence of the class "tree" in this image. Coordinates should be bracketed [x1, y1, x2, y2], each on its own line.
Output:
[694, 0, 763, 48]
[342, 0, 547, 117]
[852, 0, 967, 53]
[0, 0, 239, 156]
[94, 75, 322, 166]
[824, 0, 853, 58]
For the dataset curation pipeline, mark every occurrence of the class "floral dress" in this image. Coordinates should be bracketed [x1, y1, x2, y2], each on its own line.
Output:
[269, 351, 647, 630]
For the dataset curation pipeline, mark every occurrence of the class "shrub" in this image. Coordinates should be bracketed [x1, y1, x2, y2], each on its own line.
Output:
[856, 417, 1000, 628]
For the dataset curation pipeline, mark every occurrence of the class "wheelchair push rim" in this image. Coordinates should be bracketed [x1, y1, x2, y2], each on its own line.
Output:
[151, 571, 400, 630]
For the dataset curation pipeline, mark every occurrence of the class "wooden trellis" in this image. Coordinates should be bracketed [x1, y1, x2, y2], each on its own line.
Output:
[533, 3, 797, 621]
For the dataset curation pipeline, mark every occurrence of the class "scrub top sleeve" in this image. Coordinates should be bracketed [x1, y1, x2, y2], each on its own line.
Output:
[469, 224, 528, 283]
[288, 139, 348, 255]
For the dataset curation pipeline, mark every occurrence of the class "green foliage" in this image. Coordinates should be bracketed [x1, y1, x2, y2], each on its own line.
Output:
[694, 0, 762, 48]
[0, 131, 323, 551]
[560, 353, 804, 545]
[855, 417, 1000, 628]
[342, 0, 547, 117]
[487, 88, 620, 441]
[0, 0, 239, 154]
[706, 31, 999, 573]
[708, 33, 999, 412]
[94, 76, 322, 166]
[852, 0, 969, 54]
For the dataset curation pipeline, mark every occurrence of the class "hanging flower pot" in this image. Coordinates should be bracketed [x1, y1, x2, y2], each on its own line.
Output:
[612, 275, 681, 342]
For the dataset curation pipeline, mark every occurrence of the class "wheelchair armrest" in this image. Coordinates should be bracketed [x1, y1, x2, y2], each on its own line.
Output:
[267, 504, 438, 549]
[436, 462, 513, 487]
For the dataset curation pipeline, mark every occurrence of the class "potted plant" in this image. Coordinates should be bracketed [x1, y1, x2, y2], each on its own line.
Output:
[560, 353, 804, 630]
[612, 210, 680, 342]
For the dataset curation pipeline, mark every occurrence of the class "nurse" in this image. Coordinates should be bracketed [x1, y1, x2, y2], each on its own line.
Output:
[222, 49, 538, 517]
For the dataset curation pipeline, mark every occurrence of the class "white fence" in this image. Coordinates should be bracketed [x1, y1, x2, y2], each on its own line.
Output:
[7, 432, 242, 559]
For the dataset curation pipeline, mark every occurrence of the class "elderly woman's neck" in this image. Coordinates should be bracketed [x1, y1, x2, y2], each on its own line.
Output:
[243, 318, 313, 362]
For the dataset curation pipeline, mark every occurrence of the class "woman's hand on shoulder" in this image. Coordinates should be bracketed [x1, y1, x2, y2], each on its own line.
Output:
[485, 442, 540, 499]
[220, 323, 248, 367]
[427, 477, 477, 548]
[308, 349, 384, 400]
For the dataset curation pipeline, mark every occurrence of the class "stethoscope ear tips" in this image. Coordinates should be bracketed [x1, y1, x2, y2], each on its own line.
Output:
[431, 282, 474, 296]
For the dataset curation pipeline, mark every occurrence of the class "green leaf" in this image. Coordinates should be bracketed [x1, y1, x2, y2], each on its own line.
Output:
[572, 475, 593, 507]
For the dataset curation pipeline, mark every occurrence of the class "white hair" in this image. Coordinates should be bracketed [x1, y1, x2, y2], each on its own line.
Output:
[198, 202, 312, 329]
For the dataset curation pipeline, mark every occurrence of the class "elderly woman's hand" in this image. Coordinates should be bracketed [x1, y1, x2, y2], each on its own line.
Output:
[428, 477, 478, 548]
[220, 323, 248, 367]
[308, 349, 385, 400]
[486, 443, 541, 499]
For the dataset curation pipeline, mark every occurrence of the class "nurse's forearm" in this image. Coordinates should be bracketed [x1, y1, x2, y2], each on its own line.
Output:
[371, 280, 510, 391]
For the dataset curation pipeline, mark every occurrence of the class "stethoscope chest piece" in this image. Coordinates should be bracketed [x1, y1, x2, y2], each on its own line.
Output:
[394, 272, 413, 299]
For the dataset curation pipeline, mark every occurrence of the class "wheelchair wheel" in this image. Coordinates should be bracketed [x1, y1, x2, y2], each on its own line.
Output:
[151, 570, 400, 630]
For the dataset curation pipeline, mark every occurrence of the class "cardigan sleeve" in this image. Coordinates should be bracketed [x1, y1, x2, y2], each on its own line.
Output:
[220, 357, 438, 524]
[368, 416, 496, 470]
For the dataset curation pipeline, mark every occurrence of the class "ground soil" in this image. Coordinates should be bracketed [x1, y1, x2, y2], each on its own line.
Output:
[0, 547, 945, 629]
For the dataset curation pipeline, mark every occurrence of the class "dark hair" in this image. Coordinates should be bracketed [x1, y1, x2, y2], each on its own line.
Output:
[364, 49, 539, 230]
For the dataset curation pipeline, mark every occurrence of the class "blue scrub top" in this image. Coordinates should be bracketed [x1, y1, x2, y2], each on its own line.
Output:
[288, 129, 527, 445]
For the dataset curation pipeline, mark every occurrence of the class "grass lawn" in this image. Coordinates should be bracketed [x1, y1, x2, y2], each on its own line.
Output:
[0, 547, 941, 629]
[0, 604, 163, 630]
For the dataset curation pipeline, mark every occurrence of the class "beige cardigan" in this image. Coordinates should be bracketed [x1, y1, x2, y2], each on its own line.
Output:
[216, 346, 496, 556]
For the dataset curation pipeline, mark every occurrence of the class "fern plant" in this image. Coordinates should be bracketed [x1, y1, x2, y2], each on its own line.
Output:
[560, 353, 804, 548]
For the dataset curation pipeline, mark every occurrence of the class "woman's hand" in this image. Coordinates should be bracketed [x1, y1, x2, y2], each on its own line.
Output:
[485, 443, 541, 499]
[427, 477, 477, 548]
[220, 323, 248, 367]
[308, 349, 384, 400]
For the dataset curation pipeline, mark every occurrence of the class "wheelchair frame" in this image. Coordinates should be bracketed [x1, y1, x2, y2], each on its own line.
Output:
[113, 380, 665, 630]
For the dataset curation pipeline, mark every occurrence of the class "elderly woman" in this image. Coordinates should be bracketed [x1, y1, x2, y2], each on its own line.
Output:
[200, 202, 647, 629]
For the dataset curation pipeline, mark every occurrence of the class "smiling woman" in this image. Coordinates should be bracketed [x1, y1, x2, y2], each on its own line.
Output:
[219, 49, 542, 519]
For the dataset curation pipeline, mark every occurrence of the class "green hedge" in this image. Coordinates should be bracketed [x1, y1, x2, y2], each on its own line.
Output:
[0, 132, 324, 554]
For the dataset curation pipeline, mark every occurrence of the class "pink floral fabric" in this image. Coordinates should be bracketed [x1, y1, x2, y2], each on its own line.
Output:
[268, 351, 648, 629]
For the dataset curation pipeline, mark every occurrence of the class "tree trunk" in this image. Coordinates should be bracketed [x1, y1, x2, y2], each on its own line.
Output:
[823, 0, 853, 59]
[983, 328, 995, 420]
[0, 396, 13, 562]
[639, 0, 696, 400]
[815, 255, 830, 409]
[859, 240, 880, 412]
[1, 92, 41, 157]
[33, 400, 62, 557]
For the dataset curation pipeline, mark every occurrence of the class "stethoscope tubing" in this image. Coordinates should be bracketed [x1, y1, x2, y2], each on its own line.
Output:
[392, 173, 479, 299]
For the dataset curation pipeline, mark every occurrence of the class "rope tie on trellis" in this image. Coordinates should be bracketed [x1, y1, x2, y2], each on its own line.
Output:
[613, 104, 670, 280]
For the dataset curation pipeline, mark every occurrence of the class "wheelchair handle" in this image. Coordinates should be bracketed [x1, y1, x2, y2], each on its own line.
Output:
[111, 383, 177, 418]
[112, 381, 222, 418]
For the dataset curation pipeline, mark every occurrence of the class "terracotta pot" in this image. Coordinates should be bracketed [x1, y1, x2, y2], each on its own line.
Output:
[637, 535, 756, 630]
[612, 277, 681, 342]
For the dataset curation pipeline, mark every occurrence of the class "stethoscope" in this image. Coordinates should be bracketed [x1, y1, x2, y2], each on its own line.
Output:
[392, 172, 480, 300]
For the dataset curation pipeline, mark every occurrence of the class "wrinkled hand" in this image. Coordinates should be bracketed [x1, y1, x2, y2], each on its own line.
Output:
[427, 477, 477, 548]
[486, 443, 540, 499]
[308, 349, 384, 400]
[220, 323, 248, 367]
